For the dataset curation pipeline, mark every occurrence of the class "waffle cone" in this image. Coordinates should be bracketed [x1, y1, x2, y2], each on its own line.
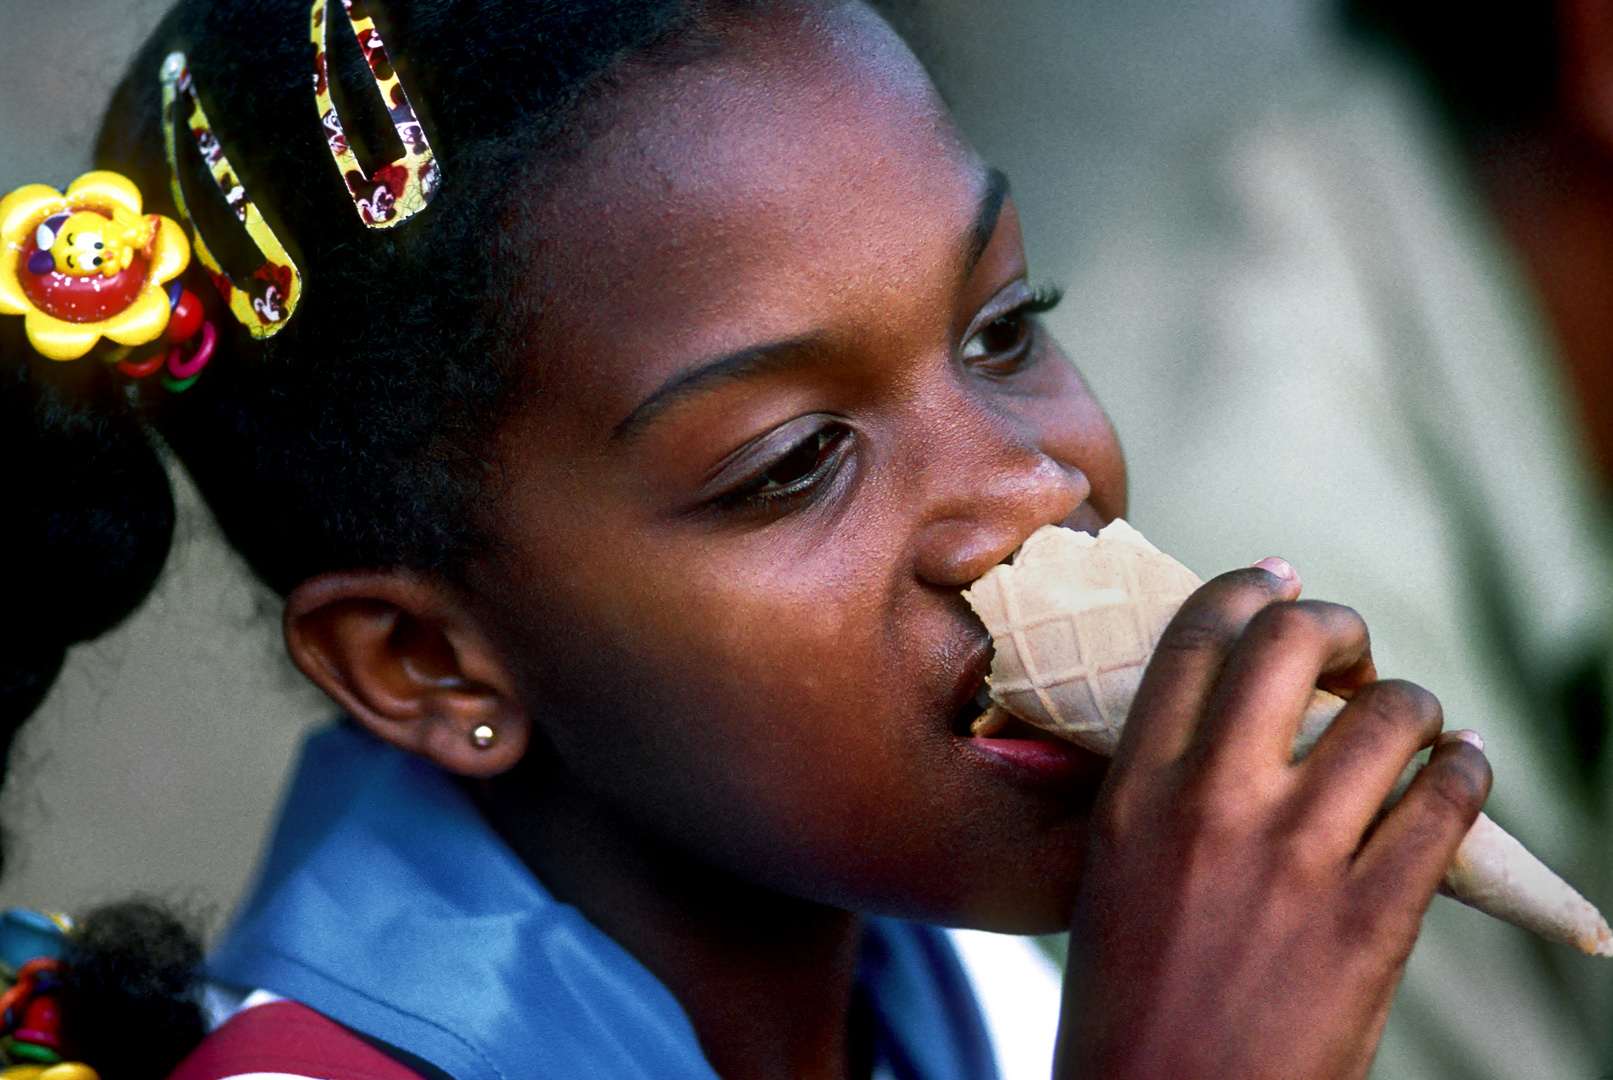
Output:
[964, 521, 1613, 957]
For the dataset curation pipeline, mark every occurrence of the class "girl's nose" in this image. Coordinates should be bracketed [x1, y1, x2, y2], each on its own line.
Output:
[912, 439, 1090, 590]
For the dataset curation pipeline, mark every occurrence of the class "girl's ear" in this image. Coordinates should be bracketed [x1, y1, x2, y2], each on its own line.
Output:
[283, 569, 529, 778]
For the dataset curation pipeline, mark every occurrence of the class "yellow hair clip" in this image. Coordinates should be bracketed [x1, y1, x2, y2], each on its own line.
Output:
[161, 52, 303, 339]
[0, 172, 190, 362]
[311, 0, 440, 228]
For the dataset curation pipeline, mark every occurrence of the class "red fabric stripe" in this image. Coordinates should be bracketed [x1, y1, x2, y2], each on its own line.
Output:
[168, 1001, 427, 1080]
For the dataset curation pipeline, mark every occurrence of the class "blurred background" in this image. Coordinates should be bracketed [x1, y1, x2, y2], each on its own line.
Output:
[4, 1, 1612, 1078]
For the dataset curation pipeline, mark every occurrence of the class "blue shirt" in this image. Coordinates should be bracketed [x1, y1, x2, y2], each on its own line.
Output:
[211, 724, 1000, 1080]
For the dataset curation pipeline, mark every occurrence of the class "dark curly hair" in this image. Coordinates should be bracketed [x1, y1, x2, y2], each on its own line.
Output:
[61, 900, 208, 1080]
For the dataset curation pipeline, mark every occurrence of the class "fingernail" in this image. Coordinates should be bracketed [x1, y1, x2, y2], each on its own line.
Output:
[1439, 729, 1485, 752]
[1253, 556, 1297, 580]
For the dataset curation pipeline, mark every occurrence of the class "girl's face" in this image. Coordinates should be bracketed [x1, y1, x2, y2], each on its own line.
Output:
[474, 0, 1125, 931]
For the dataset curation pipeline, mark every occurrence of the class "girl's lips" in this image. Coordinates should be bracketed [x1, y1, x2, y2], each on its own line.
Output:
[947, 639, 998, 735]
[961, 729, 1109, 789]
[947, 637, 1106, 788]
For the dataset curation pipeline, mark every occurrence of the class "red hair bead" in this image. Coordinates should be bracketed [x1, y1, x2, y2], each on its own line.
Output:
[166, 288, 204, 343]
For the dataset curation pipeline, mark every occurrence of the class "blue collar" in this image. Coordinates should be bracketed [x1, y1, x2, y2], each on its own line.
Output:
[211, 724, 998, 1080]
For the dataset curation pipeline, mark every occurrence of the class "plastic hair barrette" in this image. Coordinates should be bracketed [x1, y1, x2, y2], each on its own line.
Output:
[311, 0, 440, 228]
[0, 169, 219, 391]
[0, 171, 190, 362]
[161, 52, 303, 339]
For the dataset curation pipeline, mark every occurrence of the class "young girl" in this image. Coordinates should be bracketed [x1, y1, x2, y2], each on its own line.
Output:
[7, 0, 1492, 1076]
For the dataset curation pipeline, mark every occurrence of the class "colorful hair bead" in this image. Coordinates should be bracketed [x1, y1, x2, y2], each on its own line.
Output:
[0, 173, 190, 362]
[310, 0, 440, 228]
[0, 911, 99, 1080]
[112, 284, 212, 391]
[115, 350, 167, 380]
[163, 319, 217, 392]
[160, 53, 303, 339]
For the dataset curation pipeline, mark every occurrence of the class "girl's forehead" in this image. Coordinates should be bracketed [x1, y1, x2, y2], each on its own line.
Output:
[541, 1, 967, 233]
[518, 1, 983, 429]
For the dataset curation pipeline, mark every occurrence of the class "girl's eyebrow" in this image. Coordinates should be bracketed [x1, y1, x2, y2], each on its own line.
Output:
[963, 167, 1010, 279]
[612, 335, 829, 442]
[611, 166, 1010, 444]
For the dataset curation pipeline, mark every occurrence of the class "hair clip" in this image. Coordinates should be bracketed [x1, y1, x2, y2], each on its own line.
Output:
[311, 0, 440, 228]
[0, 171, 190, 362]
[161, 52, 303, 339]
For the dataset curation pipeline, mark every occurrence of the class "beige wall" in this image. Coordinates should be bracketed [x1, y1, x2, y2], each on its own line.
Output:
[7, 475, 330, 932]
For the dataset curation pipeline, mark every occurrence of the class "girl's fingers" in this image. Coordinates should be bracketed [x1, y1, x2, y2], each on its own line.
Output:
[1115, 563, 1301, 773]
[1288, 680, 1444, 853]
[1349, 735, 1491, 918]
[1194, 600, 1373, 774]
[1316, 651, 1380, 700]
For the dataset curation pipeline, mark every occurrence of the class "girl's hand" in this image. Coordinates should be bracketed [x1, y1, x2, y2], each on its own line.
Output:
[1054, 563, 1491, 1080]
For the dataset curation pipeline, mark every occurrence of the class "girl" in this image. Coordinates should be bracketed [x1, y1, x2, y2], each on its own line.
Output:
[6, 0, 1491, 1076]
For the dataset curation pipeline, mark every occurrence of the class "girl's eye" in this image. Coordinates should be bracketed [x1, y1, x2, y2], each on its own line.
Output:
[960, 286, 1062, 372]
[961, 311, 1029, 361]
[723, 423, 850, 510]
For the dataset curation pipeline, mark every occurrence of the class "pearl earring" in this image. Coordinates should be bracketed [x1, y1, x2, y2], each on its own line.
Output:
[470, 724, 496, 749]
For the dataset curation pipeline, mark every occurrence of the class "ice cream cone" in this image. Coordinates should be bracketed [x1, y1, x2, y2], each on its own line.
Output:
[964, 521, 1613, 957]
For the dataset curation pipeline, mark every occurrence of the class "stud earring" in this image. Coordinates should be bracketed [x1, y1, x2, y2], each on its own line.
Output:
[469, 724, 496, 750]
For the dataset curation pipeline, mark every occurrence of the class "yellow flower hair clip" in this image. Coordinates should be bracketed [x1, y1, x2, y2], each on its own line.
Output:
[0, 172, 190, 362]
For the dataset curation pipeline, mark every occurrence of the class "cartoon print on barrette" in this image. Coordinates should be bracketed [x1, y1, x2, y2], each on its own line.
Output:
[161, 52, 303, 339]
[310, 0, 440, 228]
[0, 172, 190, 362]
